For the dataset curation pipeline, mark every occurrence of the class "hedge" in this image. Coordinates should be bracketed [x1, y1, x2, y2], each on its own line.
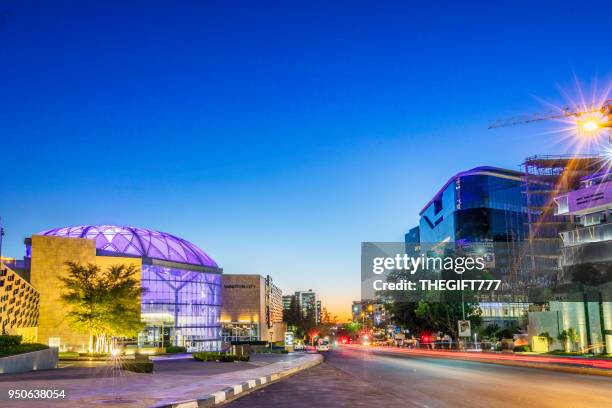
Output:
[0, 335, 23, 348]
[513, 345, 531, 352]
[0, 343, 49, 358]
[165, 346, 187, 354]
[121, 361, 154, 373]
[193, 352, 250, 362]
[219, 354, 250, 362]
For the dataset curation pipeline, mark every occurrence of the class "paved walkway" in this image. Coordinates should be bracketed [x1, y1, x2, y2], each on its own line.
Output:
[0, 352, 320, 408]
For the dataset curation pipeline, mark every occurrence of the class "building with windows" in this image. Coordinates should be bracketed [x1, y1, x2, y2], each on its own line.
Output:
[352, 300, 388, 326]
[404, 226, 420, 257]
[295, 290, 321, 324]
[535, 169, 612, 353]
[0, 262, 39, 342]
[419, 166, 528, 244]
[282, 294, 295, 312]
[418, 166, 532, 326]
[220, 274, 285, 343]
[30, 225, 222, 352]
[521, 155, 602, 285]
[282, 290, 322, 324]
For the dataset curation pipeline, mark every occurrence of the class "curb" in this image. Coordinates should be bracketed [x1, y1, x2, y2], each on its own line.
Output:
[368, 349, 612, 378]
[150, 354, 323, 408]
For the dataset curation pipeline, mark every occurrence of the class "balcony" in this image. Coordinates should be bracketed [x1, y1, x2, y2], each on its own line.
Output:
[555, 180, 612, 216]
[560, 222, 612, 247]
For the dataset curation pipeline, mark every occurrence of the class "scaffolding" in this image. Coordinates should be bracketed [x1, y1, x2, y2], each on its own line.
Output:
[521, 154, 603, 283]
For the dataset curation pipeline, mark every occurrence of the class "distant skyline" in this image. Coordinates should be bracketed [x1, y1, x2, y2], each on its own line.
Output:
[1, 1, 611, 320]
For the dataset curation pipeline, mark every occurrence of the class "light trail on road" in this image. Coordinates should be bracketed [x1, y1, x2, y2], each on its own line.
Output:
[343, 343, 612, 369]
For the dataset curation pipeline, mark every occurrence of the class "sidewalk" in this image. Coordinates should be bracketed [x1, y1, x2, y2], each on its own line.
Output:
[345, 344, 612, 376]
[0, 352, 322, 408]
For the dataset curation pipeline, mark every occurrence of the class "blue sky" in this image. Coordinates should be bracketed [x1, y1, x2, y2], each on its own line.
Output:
[1, 1, 611, 319]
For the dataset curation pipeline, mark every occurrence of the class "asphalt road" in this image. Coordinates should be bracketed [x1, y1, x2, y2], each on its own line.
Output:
[226, 347, 612, 407]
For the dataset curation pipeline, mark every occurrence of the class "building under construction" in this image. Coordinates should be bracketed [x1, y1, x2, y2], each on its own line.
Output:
[522, 154, 603, 284]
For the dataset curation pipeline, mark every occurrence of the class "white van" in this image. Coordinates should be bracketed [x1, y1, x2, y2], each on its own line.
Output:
[316, 338, 330, 352]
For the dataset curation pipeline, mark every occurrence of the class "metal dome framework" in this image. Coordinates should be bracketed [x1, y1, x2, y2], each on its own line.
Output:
[38, 225, 218, 268]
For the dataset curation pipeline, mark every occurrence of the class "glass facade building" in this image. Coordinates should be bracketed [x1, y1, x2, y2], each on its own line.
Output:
[418, 167, 531, 326]
[419, 167, 528, 244]
[38, 225, 222, 351]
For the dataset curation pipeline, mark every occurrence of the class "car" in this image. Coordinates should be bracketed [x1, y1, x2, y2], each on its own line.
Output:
[294, 342, 305, 351]
[316, 339, 330, 352]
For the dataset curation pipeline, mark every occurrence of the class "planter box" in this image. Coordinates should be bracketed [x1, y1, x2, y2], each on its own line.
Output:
[0, 348, 58, 374]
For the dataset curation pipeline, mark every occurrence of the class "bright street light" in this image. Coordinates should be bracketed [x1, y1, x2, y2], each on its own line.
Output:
[579, 118, 600, 133]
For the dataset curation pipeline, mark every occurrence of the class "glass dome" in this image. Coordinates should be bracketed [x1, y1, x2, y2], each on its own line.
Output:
[38, 225, 218, 268]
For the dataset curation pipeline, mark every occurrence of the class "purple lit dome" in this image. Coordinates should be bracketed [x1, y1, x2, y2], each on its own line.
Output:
[37, 225, 218, 268]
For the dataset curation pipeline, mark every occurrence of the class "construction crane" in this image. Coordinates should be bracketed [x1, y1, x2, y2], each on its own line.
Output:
[488, 100, 612, 140]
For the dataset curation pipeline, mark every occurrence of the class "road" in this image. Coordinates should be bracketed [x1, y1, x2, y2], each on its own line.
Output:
[226, 346, 612, 407]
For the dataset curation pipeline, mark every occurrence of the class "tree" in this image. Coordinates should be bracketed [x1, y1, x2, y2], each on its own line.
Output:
[415, 300, 481, 340]
[385, 301, 430, 334]
[557, 328, 579, 352]
[321, 307, 337, 324]
[60, 262, 145, 353]
[538, 331, 554, 349]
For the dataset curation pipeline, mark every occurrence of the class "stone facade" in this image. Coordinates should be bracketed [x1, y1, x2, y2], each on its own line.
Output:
[0, 263, 39, 341]
[30, 235, 141, 351]
[221, 274, 285, 342]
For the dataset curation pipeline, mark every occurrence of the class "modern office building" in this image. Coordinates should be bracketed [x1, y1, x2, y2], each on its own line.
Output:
[352, 300, 388, 327]
[30, 225, 222, 352]
[295, 290, 321, 324]
[537, 169, 612, 353]
[282, 290, 321, 324]
[220, 274, 285, 343]
[419, 166, 529, 244]
[521, 155, 603, 284]
[418, 166, 532, 326]
[0, 262, 39, 341]
[282, 294, 295, 311]
[404, 226, 420, 257]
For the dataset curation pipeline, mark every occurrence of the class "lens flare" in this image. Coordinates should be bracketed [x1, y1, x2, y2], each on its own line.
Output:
[532, 76, 611, 155]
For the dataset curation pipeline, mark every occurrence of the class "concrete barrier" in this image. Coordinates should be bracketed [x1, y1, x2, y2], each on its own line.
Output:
[151, 353, 323, 408]
[0, 347, 58, 374]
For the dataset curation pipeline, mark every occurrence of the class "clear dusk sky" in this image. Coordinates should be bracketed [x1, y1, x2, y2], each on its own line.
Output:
[1, 1, 611, 321]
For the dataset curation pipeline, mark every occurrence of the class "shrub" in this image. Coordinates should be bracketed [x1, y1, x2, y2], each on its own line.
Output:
[121, 361, 154, 373]
[0, 343, 49, 358]
[165, 346, 187, 354]
[193, 352, 221, 362]
[78, 352, 109, 358]
[514, 345, 531, 352]
[0, 335, 23, 348]
[193, 352, 250, 362]
[231, 340, 268, 346]
[253, 348, 288, 354]
[219, 354, 250, 362]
